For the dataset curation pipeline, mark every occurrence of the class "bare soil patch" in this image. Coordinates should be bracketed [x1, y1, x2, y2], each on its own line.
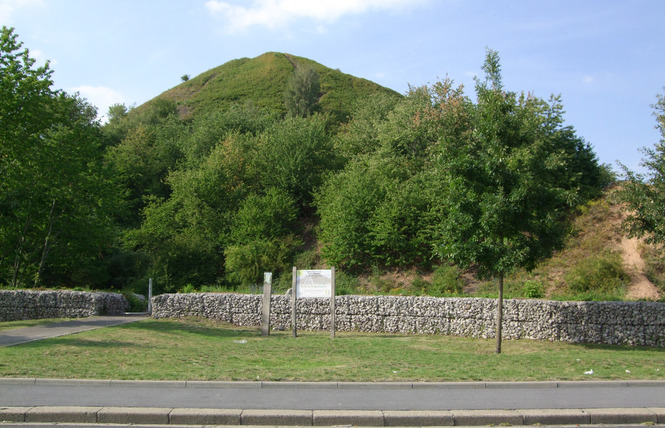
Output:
[621, 236, 661, 300]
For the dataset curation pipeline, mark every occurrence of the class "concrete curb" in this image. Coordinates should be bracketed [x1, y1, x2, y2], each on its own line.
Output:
[1, 406, 664, 426]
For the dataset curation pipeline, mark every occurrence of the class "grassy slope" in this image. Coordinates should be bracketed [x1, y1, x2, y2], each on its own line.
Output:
[148, 52, 401, 122]
[360, 188, 664, 302]
[469, 188, 663, 301]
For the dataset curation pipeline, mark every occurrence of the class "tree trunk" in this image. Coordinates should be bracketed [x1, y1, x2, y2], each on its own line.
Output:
[495, 272, 503, 354]
[11, 214, 32, 288]
[34, 199, 57, 287]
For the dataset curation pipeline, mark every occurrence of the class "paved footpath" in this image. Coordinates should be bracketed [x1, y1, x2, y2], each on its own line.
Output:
[1, 317, 664, 426]
[0, 314, 147, 347]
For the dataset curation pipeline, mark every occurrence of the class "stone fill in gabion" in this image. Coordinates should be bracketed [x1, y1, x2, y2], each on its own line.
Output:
[152, 293, 665, 347]
[0, 290, 129, 321]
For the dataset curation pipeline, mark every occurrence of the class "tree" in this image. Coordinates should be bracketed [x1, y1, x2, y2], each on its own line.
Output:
[284, 65, 320, 118]
[0, 27, 120, 288]
[253, 115, 337, 209]
[316, 87, 440, 270]
[433, 50, 576, 353]
[618, 89, 665, 247]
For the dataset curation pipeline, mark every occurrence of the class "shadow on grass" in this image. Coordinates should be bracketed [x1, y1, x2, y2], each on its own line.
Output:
[117, 318, 262, 339]
[14, 336, 146, 349]
[571, 341, 665, 353]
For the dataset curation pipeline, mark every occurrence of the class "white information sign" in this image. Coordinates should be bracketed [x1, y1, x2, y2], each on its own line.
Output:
[296, 269, 332, 298]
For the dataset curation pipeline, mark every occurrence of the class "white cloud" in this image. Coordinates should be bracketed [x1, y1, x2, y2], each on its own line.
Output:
[0, 0, 45, 24]
[205, 0, 428, 33]
[70, 85, 126, 123]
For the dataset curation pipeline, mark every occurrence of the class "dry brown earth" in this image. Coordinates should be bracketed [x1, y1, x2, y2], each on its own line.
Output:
[621, 236, 661, 300]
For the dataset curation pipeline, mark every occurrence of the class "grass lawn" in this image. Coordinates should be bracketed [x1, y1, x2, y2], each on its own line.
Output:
[0, 317, 663, 382]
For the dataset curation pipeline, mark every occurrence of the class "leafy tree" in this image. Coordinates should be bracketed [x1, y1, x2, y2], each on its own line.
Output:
[128, 131, 255, 290]
[284, 65, 320, 118]
[317, 87, 440, 270]
[0, 27, 120, 288]
[316, 155, 392, 270]
[230, 188, 298, 245]
[253, 115, 337, 209]
[618, 89, 665, 247]
[376, 85, 438, 162]
[178, 104, 275, 167]
[225, 237, 298, 287]
[223, 189, 301, 287]
[333, 92, 400, 160]
[108, 103, 129, 121]
[433, 50, 577, 353]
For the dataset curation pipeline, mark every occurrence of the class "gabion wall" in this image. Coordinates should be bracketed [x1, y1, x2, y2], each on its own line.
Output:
[152, 293, 665, 347]
[0, 290, 129, 321]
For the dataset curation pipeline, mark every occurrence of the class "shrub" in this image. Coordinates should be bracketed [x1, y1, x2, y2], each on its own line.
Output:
[199, 285, 226, 293]
[565, 252, 629, 294]
[429, 265, 464, 296]
[179, 284, 197, 294]
[224, 236, 300, 287]
[334, 271, 359, 295]
[411, 276, 429, 294]
[122, 291, 148, 312]
[369, 266, 394, 293]
[522, 280, 545, 298]
[293, 249, 320, 269]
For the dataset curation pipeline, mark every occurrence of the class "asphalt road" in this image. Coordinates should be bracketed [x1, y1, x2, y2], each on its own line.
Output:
[1, 379, 664, 411]
[1, 317, 664, 425]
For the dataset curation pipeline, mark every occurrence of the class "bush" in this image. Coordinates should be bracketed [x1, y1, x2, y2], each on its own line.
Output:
[293, 249, 320, 269]
[411, 276, 429, 294]
[122, 291, 148, 312]
[429, 265, 464, 296]
[643, 246, 665, 293]
[565, 252, 629, 294]
[369, 266, 394, 293]
[334, 270, 359, 295]
[224, 236, 300, 287]
[522, 280, 545, 298]
[199, 285, 227, 293]
[179, 284, 197, 294]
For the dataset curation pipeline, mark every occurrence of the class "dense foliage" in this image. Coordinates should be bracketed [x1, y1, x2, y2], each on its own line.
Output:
[1, 29, 611, 297]
[0, 27, 121, 289]
[618, 89, 665, 248]
[317, 52, 609, 279]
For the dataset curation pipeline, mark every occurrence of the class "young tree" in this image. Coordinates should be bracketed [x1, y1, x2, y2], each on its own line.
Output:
[618, 89, 665, 247]
[434, 50, 576, 353]
[284, 65, 320, 118]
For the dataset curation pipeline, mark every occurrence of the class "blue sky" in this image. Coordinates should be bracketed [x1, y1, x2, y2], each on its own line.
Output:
[2, 0, 664, 173]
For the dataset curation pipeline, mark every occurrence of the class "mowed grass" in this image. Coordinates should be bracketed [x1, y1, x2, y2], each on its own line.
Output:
[0, 317, 663, 382]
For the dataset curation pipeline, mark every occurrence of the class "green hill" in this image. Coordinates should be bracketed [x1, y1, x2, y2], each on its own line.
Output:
[99, 51, 632, 300]
[145, 52, 401, 122]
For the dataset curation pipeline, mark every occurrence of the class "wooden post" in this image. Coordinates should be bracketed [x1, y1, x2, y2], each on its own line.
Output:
[261, 273, 272, 336]
[330, 266, 336, 339]
[148, 278, 153, 315]
[291, 266, 297, 338]
[495, 272, 504, 354]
